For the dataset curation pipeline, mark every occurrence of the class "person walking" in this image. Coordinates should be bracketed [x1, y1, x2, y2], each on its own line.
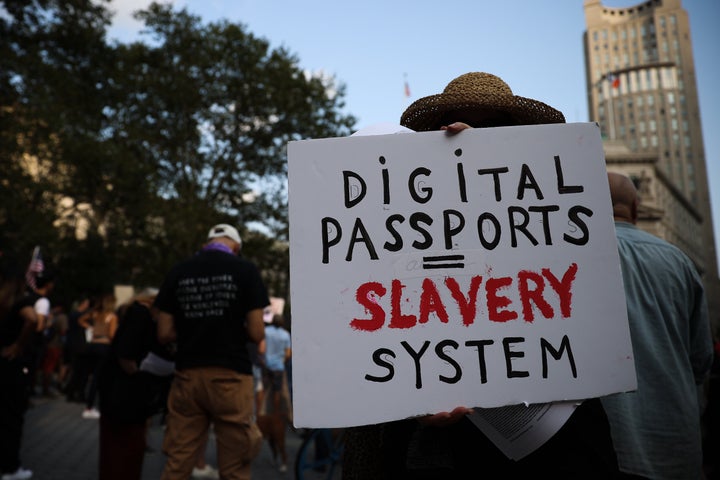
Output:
[259, 313, 291, 472]
[601, 172, 714, 479]
[155, 223, 269, 480]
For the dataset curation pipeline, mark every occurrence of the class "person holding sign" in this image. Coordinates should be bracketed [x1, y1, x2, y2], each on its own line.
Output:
[341, 72, 622, 479]
[601, 172, 713, 480]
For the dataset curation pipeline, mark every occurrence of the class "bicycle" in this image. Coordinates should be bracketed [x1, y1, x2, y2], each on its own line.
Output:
[294, 427, 344, 480]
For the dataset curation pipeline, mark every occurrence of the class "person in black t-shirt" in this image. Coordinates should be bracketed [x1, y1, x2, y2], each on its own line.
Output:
[155, 224, 269, 480]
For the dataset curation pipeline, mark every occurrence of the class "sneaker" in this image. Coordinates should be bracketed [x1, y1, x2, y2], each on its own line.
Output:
[191, 465, 219, 479]
[81, 408, 100, 419]
[1, 466, 33, 480]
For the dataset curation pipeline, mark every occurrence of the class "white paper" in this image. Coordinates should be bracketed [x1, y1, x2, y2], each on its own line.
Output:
[467, 401, 578, 460]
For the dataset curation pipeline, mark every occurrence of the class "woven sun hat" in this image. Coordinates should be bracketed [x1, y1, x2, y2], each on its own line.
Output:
[400, 72, 565, 132]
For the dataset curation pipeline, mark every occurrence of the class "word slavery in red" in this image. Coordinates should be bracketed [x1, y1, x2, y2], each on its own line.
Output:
[350, 263, 578, 332]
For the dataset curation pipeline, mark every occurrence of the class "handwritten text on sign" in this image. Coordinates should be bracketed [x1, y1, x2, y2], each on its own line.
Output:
[288, 123, 636, 428]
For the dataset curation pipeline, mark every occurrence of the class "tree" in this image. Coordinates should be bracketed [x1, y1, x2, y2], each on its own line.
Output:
[1, 0, 355, 300]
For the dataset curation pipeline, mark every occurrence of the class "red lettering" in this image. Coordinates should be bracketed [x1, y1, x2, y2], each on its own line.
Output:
[517, 270, 554, 321]
[445, 276, 483, 326]
[350, 264, 578, 331]
[350, 282, 386, 331]
[388, 279, 417, 329]
[542, 263, 578, 318]
[419, 278, 450, 325]
[486, 277, 517, 323]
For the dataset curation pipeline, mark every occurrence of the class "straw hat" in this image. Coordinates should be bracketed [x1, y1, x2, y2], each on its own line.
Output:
[400, 72, 565, 132]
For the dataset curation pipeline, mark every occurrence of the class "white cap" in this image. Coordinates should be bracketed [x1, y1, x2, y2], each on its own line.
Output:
[207, 224, 242, 247]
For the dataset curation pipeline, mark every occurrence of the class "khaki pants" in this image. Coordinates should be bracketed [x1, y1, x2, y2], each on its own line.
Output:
[161, 367, 262, 480]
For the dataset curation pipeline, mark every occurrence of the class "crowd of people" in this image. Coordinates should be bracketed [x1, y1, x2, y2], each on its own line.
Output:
[1, 70, 719, 480]
[0, 226, 294, 480]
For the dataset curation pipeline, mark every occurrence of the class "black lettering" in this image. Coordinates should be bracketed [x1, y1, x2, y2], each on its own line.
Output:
[365, 348, 396, 382]
[555, 155, 584, 194]
[517, 164, 544, 200]
[477, 213, 501, 250]
[477, 167, 509, 201]
[564, 206, 594, 246]
[529, 205, 560, 245]
[465, 339, 494, 384]
[409, 167, 432, 203]
[379, 156, 390, 205]
[509, 207, 538, 247]
[343, 171, 366, 208]
[321, 217, 341, 264]
[384, 214, 405, 252]
[401, 340, 431, 389]
[436, 339, 462, 384]
[443, 210, 465, 249]
[409, 212, 433, 250]
[346, 218, 379, 261]
[503, 337, 529, 378]
[456, 162, 467, 203]
[541, 335, 577, 378]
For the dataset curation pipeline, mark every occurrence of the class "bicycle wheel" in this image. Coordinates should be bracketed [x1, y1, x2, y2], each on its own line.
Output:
[294, 428, 344, 480]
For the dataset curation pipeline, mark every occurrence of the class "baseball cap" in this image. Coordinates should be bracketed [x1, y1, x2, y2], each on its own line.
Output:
[207, 224, 242, 247]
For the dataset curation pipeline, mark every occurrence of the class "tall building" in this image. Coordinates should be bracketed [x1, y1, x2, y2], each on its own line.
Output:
[583, 0, 720, 331]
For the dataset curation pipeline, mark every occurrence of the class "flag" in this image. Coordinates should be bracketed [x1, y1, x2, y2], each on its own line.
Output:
[25, 246, 44, 290]
[404, 74, 411, 98]
[608, 73, 620, 89]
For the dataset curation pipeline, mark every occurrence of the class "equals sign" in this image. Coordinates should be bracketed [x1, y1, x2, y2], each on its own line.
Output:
[423, 254, 465, 269]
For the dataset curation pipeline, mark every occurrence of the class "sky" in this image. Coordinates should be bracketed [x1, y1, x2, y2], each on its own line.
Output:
[106, 0, 720, 268]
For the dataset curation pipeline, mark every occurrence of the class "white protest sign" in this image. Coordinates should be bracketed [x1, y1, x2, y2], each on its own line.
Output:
[288, 123, 636, 428]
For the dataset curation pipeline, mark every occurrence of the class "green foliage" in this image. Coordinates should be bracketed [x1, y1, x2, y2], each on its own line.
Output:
[0, 0, 356, 303]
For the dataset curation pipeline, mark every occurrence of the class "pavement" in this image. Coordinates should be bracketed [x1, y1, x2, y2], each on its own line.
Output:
[18, 395, 306, 480]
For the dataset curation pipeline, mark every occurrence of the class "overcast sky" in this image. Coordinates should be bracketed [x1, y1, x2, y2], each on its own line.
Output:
[105, 0, 720, 268]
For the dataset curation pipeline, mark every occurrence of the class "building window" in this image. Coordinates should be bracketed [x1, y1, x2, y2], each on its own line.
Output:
[650, 120, 657, 132]
[641, 137, 648, 148]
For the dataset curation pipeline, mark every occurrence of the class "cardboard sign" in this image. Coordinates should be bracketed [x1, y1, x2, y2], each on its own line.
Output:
[288, 123, 636, 428]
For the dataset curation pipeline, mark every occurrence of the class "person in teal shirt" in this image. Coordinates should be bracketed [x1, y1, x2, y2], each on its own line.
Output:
[602, 172, 713, 480]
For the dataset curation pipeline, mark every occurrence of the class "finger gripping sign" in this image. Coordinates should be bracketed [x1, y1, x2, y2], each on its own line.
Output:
[288, 123, 636, 428]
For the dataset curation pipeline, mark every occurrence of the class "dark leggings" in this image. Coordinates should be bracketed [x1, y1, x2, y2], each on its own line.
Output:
[0, 358, 30, 474]
[85, 342, 110, 409]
